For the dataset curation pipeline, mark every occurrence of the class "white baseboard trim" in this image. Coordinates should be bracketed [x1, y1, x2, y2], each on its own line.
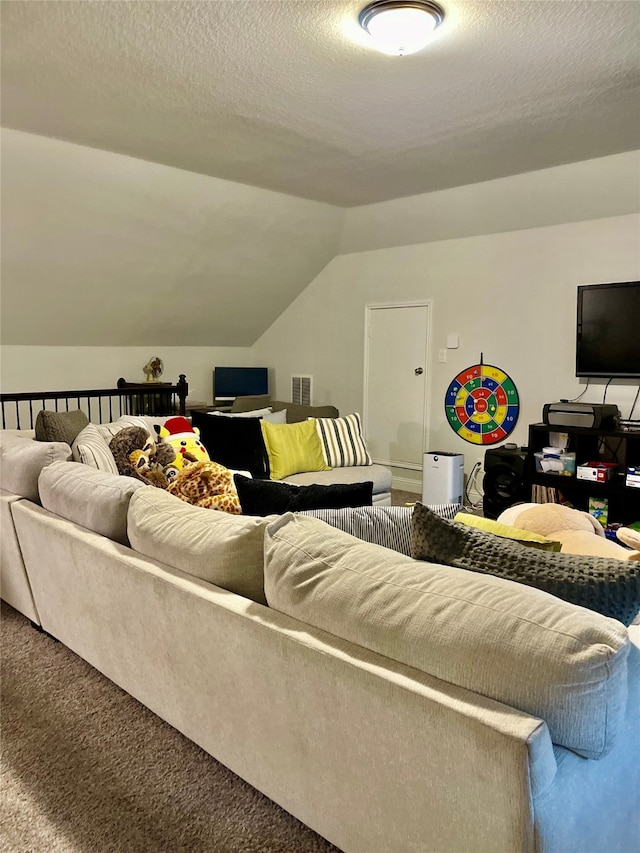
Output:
[391, 475, 422, 494]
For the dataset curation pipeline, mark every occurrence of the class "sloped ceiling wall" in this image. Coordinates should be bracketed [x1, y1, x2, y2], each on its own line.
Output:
[1, 129, 343, 346]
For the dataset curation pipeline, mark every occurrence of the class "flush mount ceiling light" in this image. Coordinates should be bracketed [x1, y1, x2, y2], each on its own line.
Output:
[358, 0, 445, 56]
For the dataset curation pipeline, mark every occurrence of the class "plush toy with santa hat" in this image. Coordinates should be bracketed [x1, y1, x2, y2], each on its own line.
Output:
[156, 416, 210, 471]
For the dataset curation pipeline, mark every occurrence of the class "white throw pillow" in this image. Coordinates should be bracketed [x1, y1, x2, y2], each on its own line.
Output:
[115, 415, 169, 433]
[262, 409, 287, 424]
[96, 421, 127, 441]
[209, 407, 273, 419]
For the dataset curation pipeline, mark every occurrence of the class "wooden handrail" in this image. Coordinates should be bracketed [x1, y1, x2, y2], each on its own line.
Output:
[1, 375, 189, 430]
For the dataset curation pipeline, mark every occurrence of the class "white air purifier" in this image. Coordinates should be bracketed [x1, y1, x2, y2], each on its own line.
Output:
[422, 452, 464, 505]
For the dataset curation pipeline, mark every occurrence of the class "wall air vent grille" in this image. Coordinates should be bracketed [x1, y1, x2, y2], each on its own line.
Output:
[291, 375, 312, 406]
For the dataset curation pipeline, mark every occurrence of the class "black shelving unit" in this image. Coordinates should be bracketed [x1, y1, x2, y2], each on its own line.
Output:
[525, 423, 640, 525]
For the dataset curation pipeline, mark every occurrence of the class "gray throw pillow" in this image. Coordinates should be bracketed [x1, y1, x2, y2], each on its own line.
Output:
[35, 409, 89, 445]
[410, 502, 640, 626]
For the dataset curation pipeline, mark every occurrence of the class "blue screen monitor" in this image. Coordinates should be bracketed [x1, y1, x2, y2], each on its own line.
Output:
[213, 367, 269, 400]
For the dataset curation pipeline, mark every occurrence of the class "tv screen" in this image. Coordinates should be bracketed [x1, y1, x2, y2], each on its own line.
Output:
[576, 282, 640, 378]
[213, 367, 269, 400]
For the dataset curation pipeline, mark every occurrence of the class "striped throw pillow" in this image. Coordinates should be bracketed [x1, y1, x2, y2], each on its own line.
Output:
[71, 424, 119, 474]
[298, 506, 413, 555]
[315, 413, 372, 468]
[298, 503, 463, 556]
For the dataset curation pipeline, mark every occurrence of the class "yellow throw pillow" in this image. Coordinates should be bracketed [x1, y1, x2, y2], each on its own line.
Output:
[453, 513, 562, 551]
[261, 419, 330, 481]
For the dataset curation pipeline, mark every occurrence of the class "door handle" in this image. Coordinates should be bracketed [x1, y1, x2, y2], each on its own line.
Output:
[415, 367, 424, 375]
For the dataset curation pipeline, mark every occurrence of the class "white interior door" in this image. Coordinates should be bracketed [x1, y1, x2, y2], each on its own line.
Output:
[364, 303, 431, 469]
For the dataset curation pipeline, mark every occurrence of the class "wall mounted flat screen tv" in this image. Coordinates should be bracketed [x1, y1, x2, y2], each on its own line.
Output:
[576, 282, 640, 378]
[213, 367, 269, 400]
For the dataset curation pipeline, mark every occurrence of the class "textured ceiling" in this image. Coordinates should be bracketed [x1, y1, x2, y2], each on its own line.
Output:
[2, 0, 639, 207]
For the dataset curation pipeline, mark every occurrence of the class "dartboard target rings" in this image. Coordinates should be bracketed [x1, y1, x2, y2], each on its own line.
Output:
[445, 363, 519, 445]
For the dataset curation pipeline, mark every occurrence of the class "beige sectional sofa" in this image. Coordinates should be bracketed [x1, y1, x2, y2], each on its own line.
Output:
[1, 433, 639, 853]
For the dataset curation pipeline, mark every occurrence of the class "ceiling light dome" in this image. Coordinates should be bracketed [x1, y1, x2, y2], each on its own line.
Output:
[358, 0, 445, 56]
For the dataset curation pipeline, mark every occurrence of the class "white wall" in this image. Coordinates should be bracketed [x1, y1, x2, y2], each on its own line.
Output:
[0, 346, 253, 406]
[4, 143, 639, 495]
[254, 213, 640, 488]
[340, 152, 640, 253]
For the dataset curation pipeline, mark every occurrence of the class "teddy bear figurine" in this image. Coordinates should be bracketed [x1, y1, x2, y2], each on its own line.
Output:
[497, 502, 640, 561]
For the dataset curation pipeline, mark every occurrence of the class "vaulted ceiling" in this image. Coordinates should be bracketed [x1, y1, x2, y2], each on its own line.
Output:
[2, 1, 639, 346]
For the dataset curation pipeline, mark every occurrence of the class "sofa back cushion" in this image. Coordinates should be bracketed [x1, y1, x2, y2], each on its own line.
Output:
[38, 461, 143, 545]
[128, 487, 272, 604]
[264, 513, 630, 760]
[270, 400, 339, 423]
[229, 395, 272, 413]
[228, 396, 339, 423]
[0, 431, 72, 502]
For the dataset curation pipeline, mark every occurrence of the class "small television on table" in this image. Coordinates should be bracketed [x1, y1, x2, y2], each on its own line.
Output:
[576, 281, 640, 378]
[213, 366, 269, 401]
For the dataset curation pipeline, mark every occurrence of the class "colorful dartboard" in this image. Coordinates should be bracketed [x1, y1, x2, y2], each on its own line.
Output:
[445, 363, 520, 445]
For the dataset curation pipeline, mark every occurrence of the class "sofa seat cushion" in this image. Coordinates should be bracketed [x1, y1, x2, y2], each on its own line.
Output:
[412, 503, 640, 626]
[234, 474, 373, 516]
[283, 463, 392, 497]
[38, 461, 143, 545]
[264, 513, 630, 760]
[0, 431, 72, 502]
[128, 487, 273, 604]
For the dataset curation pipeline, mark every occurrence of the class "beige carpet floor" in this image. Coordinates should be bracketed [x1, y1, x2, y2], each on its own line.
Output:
[390, 489, 419, 506]
[0, 602, 340, 853]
